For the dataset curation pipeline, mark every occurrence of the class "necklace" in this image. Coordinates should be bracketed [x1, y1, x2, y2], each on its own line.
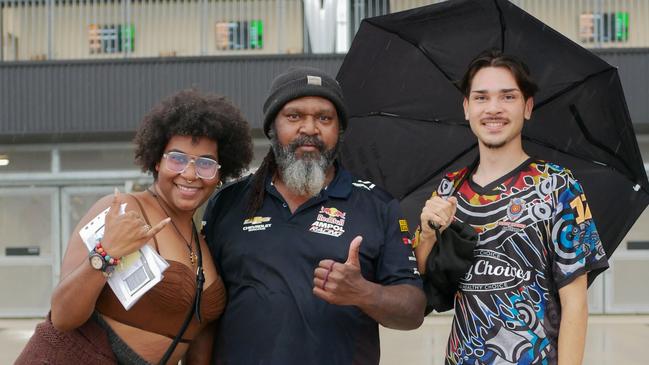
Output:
[148, 187, 197, 266]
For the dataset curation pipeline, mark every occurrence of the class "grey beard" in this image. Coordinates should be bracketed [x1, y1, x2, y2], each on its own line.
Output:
[271, 133, 338, 197]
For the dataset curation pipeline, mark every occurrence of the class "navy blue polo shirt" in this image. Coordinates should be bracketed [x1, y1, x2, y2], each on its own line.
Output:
[203, 165, 422, 365]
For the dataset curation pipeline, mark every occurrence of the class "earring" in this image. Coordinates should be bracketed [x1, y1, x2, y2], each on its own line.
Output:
[216, 181, 223, 189]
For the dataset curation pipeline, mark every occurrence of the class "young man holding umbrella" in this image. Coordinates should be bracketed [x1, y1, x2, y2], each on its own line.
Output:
[414, 50, 608, 365]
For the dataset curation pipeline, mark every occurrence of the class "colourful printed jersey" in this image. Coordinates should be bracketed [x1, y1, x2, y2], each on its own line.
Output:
[435, 158, 608, 365]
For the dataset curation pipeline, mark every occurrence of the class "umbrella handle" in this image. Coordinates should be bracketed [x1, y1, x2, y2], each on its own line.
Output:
[427, 220, 441, 230]
[427, 220, 442, 244]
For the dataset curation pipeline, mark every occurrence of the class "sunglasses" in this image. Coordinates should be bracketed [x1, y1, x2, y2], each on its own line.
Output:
[162, 151, 221, 180]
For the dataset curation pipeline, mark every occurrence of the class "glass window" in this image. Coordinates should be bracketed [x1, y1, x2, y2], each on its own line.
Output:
[59, 148, 138, 171]
[636, 137, 649, 164]
[61, 187, 114, 255]
[0, 151, 51, 173]
[0, 189, 55, 257]
[607, 256, 649, 312]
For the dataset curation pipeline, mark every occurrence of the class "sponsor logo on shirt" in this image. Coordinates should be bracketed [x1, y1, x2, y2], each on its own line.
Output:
[352, 180, 376, 191]
[507, 198, 525, 221]
[399, 219, 409, 232]
[500, 197, 553, 232]
[496, 198, 529, 232]
[309, 206, 346, 237]
[497, 220, 527, 232]
[460, 249, 532, 292]
[242, 216, 272, 232]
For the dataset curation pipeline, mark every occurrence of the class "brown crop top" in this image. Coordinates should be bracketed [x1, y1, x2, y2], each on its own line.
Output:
[95, 195, 226, 342]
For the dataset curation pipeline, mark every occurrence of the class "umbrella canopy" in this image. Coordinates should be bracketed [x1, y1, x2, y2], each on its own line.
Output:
[338, 0, 649, 282]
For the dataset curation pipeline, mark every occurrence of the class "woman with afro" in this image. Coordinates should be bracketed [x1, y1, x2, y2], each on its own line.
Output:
[17, 89, 253, 364]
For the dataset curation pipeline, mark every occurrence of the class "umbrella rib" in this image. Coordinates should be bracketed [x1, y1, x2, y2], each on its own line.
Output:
[364, 19, 459, 92]
[568, 104, 642, 185]
[399, 143, 478, 200]
[522, 134, 649, 194]
[351, 111, 471, 128]
[494, 0, 506, 51]
[364, 0, 510, 92]
[530, 67, 645, 189]
[533, 67, 614, 110]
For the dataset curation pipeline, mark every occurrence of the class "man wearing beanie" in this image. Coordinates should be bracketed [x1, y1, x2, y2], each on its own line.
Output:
[203, 66, 426, 364]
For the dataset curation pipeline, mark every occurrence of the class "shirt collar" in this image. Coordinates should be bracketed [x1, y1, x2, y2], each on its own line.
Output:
[325, 161, 352, 199]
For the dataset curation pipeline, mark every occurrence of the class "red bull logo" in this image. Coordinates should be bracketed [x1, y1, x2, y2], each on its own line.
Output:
[319, 206, 346, 219]
[311, 206, 347, 237]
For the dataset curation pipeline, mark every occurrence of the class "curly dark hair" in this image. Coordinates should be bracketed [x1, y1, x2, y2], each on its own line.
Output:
[133, 89, 253, 181]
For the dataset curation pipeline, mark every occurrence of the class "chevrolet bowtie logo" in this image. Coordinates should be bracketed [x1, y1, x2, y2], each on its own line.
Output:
[244, 216, 271, 225]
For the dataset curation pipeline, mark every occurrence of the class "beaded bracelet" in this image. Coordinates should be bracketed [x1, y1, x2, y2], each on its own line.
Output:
[94, 242, 121, 266]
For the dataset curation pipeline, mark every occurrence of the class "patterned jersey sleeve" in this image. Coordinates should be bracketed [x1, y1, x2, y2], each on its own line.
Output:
[551, 169, 609, 288]
[436, 174, 457, 198]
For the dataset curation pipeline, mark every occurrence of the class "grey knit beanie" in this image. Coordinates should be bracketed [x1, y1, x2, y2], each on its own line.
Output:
[262, 66, 348, 137]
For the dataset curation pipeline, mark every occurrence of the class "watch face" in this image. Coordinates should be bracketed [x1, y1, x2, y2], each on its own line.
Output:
[89, 254, 105, 270]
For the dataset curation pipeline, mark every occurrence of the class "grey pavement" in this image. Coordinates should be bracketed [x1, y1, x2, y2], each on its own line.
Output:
[3, 315, 649, 364]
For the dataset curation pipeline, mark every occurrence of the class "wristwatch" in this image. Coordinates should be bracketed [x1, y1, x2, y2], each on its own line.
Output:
[88, 251, 115, 277]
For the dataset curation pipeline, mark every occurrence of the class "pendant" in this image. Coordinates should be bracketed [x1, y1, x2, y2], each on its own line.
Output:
[189, 251, 196, 266]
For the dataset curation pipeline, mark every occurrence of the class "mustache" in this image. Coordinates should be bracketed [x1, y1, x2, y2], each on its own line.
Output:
[288, 135, 326, 153]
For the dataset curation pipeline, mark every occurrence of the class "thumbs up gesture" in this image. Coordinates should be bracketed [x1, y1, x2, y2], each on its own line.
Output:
[313, 236, 370, 306]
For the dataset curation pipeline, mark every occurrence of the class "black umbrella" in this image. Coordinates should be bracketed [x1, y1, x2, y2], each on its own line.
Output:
[338, 0, 649, 283]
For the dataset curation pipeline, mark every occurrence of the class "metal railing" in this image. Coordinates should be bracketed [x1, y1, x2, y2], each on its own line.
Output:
[512, 0, 649, 49]
[0, 0, 647, 62]
[1, 0, 305, 61]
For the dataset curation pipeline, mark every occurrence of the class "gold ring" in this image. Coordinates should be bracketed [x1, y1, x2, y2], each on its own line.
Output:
[143, 224, 152, 231]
